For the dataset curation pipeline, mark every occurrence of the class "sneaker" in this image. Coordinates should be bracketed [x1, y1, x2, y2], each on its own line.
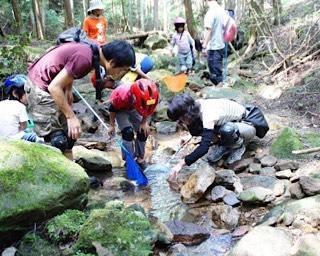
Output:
[226, 145, 246, 165]
[207, 145, 232, 163]
[137, 161, 148, 171]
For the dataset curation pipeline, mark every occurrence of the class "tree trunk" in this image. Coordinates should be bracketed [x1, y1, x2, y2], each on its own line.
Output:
[120, 0, 129, 32]
[140, 0, 145, 31]
[153, 0, 159, 30]
[183, 0, 196, 38]
[272, 0, 283, 25]
[32, 0, 44, 39]
[11, 0, 22, 32]
[64, 0, 74, 28]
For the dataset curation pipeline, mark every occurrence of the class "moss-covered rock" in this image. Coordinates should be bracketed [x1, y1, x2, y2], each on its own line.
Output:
[144, 34, 168, 50]
[200, 87, 247, 104]
[46, 209, 87, 244]
[17, 233, 60, 256]
[74, 201, 155, 256]
[0, 139, 89, 248]
[270, 128, 304, 159]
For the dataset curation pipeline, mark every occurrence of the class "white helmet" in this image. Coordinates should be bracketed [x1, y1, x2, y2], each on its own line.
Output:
[87, 0, 104, 13]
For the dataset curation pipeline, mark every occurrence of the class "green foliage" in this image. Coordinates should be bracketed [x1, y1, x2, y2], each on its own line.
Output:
[270, 127, 304, 159]
[0, 34, 30, 79]
[74, 203, 155, 256]
[46, 210, 87, 244]
[17, 233, 60, 256]
[303, 133, 320, 148]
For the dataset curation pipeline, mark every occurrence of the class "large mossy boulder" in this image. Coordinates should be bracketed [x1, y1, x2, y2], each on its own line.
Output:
[74, 201, 156, 256]
[200, 87, 247, 104]
[144, 34, 168, 50]
[0, 139, 89, 248]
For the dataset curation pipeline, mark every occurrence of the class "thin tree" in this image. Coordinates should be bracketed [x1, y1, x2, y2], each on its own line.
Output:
[183, 0, 196, 38]
[64, 0, 74, 28]
[32, 0, 44, 39]
[153, 0, 159, 30]
[11, 0, 22, 32]
[272, 0, 283, 25]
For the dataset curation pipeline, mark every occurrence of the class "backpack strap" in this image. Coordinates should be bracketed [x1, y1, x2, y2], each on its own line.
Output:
[90, 44, 104, 100]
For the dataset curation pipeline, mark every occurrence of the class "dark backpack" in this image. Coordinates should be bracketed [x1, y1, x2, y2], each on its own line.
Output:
[56, 27, 104, 100]
[243, 105, 269, 138]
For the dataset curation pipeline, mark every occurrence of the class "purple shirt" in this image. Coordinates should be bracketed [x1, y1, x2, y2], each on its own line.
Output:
[171, 31, 195, 54]
[28, 43, 93, 92]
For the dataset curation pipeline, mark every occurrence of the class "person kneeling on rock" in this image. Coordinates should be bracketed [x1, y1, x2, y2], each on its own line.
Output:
[167, 93, 269, 180]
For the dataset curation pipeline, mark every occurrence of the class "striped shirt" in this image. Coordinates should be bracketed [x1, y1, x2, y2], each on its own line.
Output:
[198, 99, 246, 129]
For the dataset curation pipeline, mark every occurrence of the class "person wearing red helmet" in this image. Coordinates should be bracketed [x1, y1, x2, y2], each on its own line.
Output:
[108, 79, 159, 169]
[171, 17, 195, 75]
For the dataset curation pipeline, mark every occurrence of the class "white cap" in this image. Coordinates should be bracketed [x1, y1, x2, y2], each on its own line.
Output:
[87, 0, 104, 13]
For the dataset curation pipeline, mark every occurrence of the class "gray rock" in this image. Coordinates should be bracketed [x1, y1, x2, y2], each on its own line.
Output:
[167, 243, 188, 256]
[223, 192, 241, 207]
[291, 234, 320, 256]
[211, 185, 228, 202]
[240, 175, 278, 190]
[275, 160, 299, 171]
[260, 167, 276, 176]
[214, 169, 239, 189]
[212, 205, 240, 229]
[155, 121, 177, 134]
[229, 226, 293, 256]
[248, 163, 262, 174]
[1, 247, 17, 256]
[299, 176, 320, 196]
[289, 182, 305, 199]
[229, 158, 254, 173]
[260, 155, 277, 167]
[164, 220, 210, 245]
[144, 34, 168, 50]
[201, 87, 247, 104]
[239, 187, 275, 204]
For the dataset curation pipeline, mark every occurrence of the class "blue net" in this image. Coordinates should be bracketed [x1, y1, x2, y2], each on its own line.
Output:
[125, 150, 148, 186]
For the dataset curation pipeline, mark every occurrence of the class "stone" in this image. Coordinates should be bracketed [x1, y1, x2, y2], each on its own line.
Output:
[291, 234, 320, 256]
[73, 145, 113, 172]
[211, 185, 228, 202]
[1, 247, 17, 256]
[229, 226, 293, 256]
[289, 182, 305, 199]
[0, 139, 89, 249]
[229, 158, 254, 173]
[232, 226, 250, 238]
[223, 192, 241, 207]
[248, 163, 262, 174]
[239, 187, 275, 204]
[167, 243, 188, 256]
[164, 220, 210, 245]
[260, 155, 277, 167]
[212, 205, 240, 229]
[260, 167, 276, 176]
[75, 202, 155, 255]
[240, 175, 278, 190]
[273, 180, 286, 197]
[274, 160, 300, 171]
[201, 87, 247, 104]
[155, 121, 177, 135]
[181, 166, 215, 204]
[275, 169, 293, 179]
[299, 176, 320, 196]
[144, 34, 168, 50]
[214, 169, 239, 189]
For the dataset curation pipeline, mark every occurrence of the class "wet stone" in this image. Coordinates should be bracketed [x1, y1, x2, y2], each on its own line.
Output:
[223, 192, 241, 207]
[164, 220, 210, 245]
[240, 175, 278, 190]
[239, 187, 275, 204]
[214, 169, 239, 189]
[155, 121, 177, 135]
[260, 155, 277, 167]
[212, 205, 240, 229]
[167, 243, 188, 256]
[232, 226, 250, 238]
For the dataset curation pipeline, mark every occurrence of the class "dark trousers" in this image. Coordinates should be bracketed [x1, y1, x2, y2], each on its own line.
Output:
[207, 49, 224, 85]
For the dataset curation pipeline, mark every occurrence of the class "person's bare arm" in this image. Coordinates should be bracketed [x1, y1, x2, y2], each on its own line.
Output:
[202, 28, 212, 49]
[48, 68, 82, 139]
[135, 67, 151, 80]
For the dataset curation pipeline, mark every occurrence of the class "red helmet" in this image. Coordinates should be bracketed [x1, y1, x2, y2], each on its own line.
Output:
[174, 17, 186, 25]
[131, 79, 159, 117]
